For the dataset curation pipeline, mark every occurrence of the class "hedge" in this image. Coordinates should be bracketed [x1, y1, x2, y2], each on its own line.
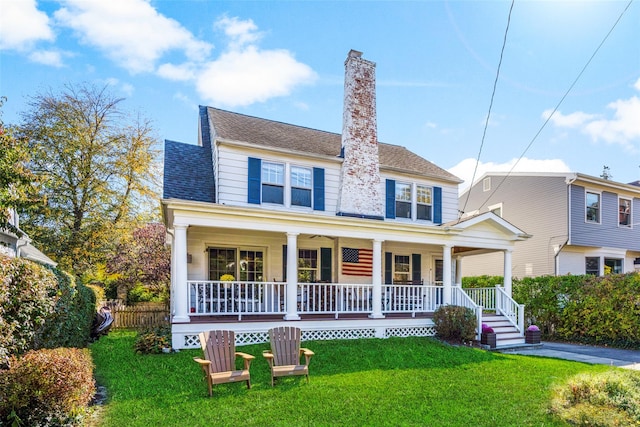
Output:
[463, 273, 640, 348]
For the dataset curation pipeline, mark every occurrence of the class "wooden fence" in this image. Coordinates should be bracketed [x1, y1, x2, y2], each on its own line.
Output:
[109, 302, 170, 329]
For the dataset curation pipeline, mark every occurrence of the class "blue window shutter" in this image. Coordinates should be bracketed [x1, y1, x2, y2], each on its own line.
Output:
[282, 245, 287, 281]
[384, 252, 392, 284]
[320, 247, 332, 282]
[313, 167, 325, 211]
[248, 157, 261, 204]
[433, 186, 442, 224]
[385, 179, 396, 219]
[412, 254, 422, 283]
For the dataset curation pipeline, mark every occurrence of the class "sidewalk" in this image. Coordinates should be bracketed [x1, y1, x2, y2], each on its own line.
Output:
[500, 341, 640, 370]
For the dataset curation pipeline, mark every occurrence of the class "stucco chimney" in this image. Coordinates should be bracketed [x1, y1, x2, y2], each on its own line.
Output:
[336, 50, 384, 219]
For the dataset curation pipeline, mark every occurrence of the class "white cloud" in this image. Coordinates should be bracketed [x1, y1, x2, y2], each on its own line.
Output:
[54, 0, 212, 73]
[102, 78, 135, 97]
[157, 63, 197, 82]
[215, 15, 262, 50]
[196, 46, 316, 107]
[543, 109, 598, 128]
[28, 50, 64, 67]
[449, 157, 572, 194]
[544, 80, 640, 149]
[0, 0, 54, 51]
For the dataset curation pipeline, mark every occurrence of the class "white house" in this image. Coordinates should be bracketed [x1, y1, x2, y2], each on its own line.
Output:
[1, 208, 56, 266]
[162, 50, 530, 349]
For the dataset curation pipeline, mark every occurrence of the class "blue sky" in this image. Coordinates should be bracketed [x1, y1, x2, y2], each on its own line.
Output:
[1, 0, 639, 191]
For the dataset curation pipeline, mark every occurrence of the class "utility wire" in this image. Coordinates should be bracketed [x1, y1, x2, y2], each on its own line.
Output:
[466, 0, 635, 215]
[459, 0, 515, 219]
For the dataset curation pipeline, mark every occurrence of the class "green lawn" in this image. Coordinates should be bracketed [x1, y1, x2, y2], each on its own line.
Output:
[90, 331, 611, 427]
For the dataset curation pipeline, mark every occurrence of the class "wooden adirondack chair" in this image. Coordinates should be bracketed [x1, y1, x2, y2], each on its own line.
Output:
[263, 326, 314, 386]
[193, 330, 255, 396]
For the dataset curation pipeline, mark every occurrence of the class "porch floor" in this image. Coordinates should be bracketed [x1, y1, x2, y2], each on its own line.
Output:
[181, 312, 434, 324]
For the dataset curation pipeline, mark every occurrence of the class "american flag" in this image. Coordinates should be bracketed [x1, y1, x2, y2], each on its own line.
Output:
[341, 248, 373, 276]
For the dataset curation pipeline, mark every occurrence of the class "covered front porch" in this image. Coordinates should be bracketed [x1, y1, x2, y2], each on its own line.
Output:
[165, 201, 529, 349]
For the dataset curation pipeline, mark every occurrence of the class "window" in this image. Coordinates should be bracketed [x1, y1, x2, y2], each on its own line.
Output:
[585, 257, 599, 275]
[417, 185, 432, 220]
[619, 198, 631, 227]
[489, 203, 503, 217]
[604, 258, 623, 274]
[239, 250, 263, 281]
[291, 166, 312, 207]
[298, 249, 318, 282]
[261, 162, 284, 204]
[586, 191, 600, 223]
[393, 255, 410, 283]
[209, 248, 237, 280]
[395, 183, 411, 219]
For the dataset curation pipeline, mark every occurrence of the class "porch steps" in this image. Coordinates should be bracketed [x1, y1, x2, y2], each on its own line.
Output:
[482, 314, 525, 348]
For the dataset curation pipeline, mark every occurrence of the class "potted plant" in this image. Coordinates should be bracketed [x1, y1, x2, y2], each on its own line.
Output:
[481, 324, 496, 349]
[525, 324, 541, 344]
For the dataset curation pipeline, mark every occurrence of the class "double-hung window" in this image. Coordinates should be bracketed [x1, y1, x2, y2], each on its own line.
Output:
[416, 185, 432, 221]
[586, 191, 600, 223]
[291, 166, 312, 207]
[585, 257, 599, 275]
[261, 162, 284, 204]
[619, 198, 631, 227]
[298, 249, 318, 282]
[395, 183, 412, 219]
[393, 255, 411, 283]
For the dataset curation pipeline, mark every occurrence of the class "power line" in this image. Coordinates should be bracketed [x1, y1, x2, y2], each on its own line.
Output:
[460, 0, 515, 218]
[465, 0, 635, 215]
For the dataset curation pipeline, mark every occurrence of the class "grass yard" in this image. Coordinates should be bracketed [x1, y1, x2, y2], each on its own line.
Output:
[90, 331, 611, 427]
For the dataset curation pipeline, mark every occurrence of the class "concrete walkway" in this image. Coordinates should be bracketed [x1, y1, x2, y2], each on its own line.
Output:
[500, 341, 640, 370]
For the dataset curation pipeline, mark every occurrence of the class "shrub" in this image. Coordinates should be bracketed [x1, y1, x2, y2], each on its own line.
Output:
[433, 305, 477, 343]
[0, 347, 96, 427]
[550, 370, 640, 426]
[134, 325, 172, 354]
[36, 267, 97, 350]
[0, 255, 58, 365]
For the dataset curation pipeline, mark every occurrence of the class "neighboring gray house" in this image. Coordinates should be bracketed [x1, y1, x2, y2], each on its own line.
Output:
[459, 172, 640, 278]
[0, 208, 57, 266]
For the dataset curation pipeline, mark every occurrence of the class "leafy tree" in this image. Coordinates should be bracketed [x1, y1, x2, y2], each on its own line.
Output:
[0, 97, 42, 236]
[17, 83, 160, 275]
[107, 223, 170, 303]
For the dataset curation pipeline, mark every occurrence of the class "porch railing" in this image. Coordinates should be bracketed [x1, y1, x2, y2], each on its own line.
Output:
[463, 287, 496, 311]
[496, 286, 525, 333]
[187, 281, 442, 319]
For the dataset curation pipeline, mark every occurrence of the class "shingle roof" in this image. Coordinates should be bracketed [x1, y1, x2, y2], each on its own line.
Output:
[163, 139, 215, 203]
[207, 107, 461, 183]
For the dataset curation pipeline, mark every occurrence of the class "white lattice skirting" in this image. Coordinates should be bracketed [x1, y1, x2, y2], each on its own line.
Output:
[175, 320, 436, 349]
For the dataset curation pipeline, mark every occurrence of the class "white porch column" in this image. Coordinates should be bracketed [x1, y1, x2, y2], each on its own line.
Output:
[455, 256, 463, 286]
[442, 244, 452, 304]
[285, 232, 301, 320]
[172, 224, 190, 323]
[503, 249, 513, 297]
[369, 239, 385, 319]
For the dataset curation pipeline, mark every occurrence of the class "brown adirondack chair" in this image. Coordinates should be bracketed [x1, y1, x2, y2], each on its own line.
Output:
[193, 330, 255, 396]
[263, 326, 314, 386]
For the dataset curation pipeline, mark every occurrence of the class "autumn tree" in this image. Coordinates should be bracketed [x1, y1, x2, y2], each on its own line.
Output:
[17, 83, 160, 275]
[106, 223, 170, 303]
[0, 97, 42, 236]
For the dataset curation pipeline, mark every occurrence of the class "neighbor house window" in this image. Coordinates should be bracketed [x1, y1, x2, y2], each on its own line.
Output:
[261, 162, 284, 204]
[298, 249, 318, 283]
[395, 183, 412, 219]
[604, 258, 623, 274]
[417, 185, 432, 220]
[393, 255, 410, 283]
[585, 257, 599, 275]
[586, 191, 600, 223]
[291, 166, 312, 207]
[619, 198, 631, 227]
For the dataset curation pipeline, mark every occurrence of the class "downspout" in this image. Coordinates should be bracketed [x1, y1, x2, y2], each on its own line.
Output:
[555, 174, 578, 276]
